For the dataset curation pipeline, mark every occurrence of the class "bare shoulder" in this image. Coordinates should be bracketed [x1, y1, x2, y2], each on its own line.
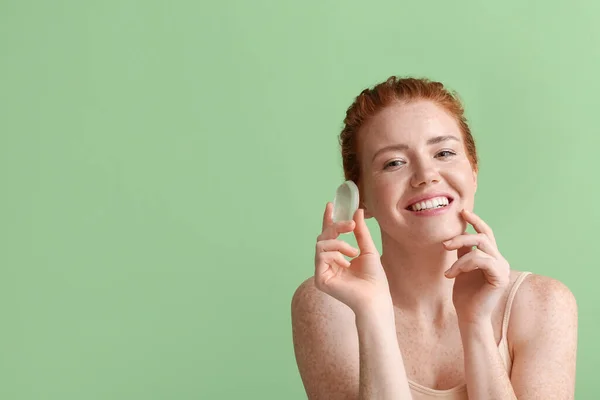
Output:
[507, 272, 578, 397]
[291, 276, 356, 323]
[291, 277, 359, 400]
[510, 272, 578, 330]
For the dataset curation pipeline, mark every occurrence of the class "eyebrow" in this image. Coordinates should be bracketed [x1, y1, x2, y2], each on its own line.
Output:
[371, 135, 460, 162]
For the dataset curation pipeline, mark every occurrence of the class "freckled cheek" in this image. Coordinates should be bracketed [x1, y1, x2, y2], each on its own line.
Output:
[446, 170, 477, 199]
[372, 182, 406, 213]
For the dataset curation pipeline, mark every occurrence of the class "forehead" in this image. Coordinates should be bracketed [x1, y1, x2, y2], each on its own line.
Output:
[359, 100, 462, 155]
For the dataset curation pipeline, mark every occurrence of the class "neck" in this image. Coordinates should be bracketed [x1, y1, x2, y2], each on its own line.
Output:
[380, 232, 458, 320]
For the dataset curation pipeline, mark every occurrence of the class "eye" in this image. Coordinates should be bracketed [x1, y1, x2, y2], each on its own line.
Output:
[384, 159, 405, 169]
[436, 150, 456, 158]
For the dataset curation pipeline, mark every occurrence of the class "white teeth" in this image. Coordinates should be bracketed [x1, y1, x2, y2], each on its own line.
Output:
[410, 196, 450, 212]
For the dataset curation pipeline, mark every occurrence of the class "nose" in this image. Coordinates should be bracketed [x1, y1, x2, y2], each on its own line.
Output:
[410, 160, 441, 188]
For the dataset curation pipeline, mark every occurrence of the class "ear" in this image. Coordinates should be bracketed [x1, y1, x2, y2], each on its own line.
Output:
[472, 169, 478, 193]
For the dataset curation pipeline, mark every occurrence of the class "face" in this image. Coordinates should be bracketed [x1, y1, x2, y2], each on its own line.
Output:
[357, 100, 478, 244]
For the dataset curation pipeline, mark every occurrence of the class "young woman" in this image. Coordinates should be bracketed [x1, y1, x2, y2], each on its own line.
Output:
[291, 77, 578, 399]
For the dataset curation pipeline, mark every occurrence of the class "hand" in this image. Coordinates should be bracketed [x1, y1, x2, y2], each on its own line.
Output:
[314, 202, 391, 313]
[442, 209, 511, 325]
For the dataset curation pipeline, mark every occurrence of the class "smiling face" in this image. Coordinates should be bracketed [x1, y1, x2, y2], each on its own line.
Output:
[357, 99, 478, 244]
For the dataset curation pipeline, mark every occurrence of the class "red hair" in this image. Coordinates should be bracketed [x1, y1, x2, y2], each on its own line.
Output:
[339, 76, 478, 183]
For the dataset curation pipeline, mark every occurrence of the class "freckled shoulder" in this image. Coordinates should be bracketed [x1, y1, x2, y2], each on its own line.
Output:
[504, 272, 578, 397]
[505, 272, 578, 357]
[291, 277, 360, 399]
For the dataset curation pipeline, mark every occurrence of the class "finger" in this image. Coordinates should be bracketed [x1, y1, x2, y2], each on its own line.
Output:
[444, 231, 477, 259]
[315, 251, 351, 277]
[452, 231, 473, 259]
[444, 251, 490, 278]
[444, 259, 482, 278]
[461, 209, 497, 244]
[316, 239, 360, 258]
[317, 220, 356, 241]
[322, 202, 333, 232]
[444, 252, 508, 287]
[353, 208, 378, 255]
[443, 233, 499, 258]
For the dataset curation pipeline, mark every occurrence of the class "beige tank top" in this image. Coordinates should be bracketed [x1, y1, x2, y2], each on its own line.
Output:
[408, 271, 532, 400]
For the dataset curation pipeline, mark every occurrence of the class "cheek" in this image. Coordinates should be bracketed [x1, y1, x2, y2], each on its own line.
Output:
[365, 178, 398, 212]
[448, 166, 477, 192]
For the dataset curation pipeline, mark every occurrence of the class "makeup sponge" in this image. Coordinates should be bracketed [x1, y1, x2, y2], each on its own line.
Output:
[332, 180, 360, 223]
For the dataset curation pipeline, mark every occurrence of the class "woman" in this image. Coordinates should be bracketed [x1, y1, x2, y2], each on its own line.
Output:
[291, 76, 578, 399]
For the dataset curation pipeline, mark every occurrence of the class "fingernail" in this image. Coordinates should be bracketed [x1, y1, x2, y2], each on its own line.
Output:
[444, 268, 451, 276]
[443, 240, 451, 246]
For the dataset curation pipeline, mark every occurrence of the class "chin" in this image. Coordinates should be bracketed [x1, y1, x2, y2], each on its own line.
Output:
[403, 218, 466, 244]
[442, 217, 468, 240]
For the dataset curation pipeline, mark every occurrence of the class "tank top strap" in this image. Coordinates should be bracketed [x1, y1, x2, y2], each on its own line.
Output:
[501, 271, 532, 341]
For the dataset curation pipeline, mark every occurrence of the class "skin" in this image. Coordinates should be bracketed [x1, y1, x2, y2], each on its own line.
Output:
[291, 100, 578, 399]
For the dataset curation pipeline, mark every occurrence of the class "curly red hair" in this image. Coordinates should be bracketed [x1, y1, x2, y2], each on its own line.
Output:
[339, 76, 478, 184]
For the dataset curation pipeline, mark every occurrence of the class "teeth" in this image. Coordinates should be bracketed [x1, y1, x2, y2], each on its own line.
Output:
[410, 196, 449, 212]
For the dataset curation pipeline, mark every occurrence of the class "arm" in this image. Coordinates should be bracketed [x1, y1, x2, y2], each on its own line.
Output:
[459, 320, 517, 399]
[442, 211, 577, 399]
[509, 275, 578, 399]
[355, 297, 413, 400]
[458, 275, 578, 400]
[291, 278, 413, 400]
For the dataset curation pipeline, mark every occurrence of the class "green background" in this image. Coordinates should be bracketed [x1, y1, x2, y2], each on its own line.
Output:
[1, 0, 597, 398]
